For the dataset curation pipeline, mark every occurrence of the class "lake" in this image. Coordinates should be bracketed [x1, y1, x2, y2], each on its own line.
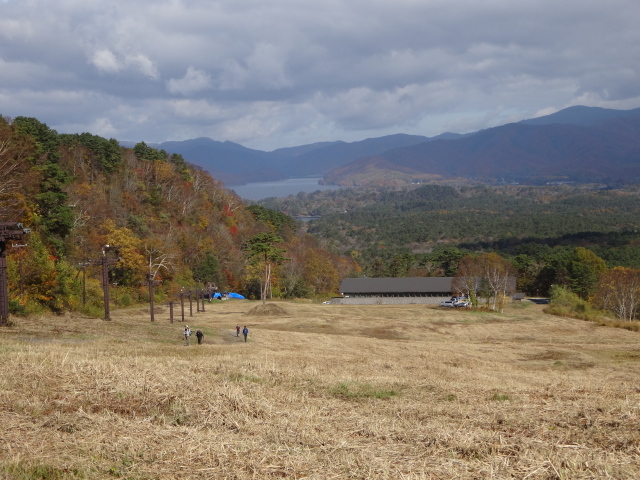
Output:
[230, 177, 342, 200]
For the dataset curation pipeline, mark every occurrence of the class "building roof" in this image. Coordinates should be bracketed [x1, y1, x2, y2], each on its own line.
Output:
[340, 277, 453, 294]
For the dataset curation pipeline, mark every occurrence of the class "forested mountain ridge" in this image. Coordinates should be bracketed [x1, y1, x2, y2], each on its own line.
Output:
[0, 115, 357, 317]
[323, 113, 640, 186]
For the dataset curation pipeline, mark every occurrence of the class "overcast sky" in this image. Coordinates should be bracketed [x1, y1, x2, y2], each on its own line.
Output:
[2, 0, 640, 151]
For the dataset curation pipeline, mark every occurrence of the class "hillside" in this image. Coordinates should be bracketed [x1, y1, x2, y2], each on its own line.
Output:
[152, 134, 432, 185]
[519, 105, 640, 126]
[0, 116, 357, 318]
[323, 113, 640, 186]
[2, 302, 638, 479]
[119, 106, 640, 187]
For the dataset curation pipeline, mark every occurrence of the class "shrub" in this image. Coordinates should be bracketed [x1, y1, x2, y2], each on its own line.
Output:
[544, 285, 604, 322]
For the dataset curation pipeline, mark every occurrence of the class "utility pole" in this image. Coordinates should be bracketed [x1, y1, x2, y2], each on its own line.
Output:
[85, 245, 120, 320]
[145, 273, 162, 322]
[0, 222, 30, 326]
[100, 245, 120, 321]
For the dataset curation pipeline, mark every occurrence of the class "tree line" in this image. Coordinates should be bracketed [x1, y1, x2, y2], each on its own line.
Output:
[259, 183, 640, 320]
[0, 116, 359, 318]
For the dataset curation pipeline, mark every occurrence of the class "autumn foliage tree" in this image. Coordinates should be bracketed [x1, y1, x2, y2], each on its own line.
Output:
[244, 232, 287, 304]
[453, 252, 516, 311]
[594, 267, 640, 321]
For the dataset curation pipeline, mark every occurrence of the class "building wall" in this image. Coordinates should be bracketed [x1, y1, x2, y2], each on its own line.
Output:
[329, 296, 451, 305]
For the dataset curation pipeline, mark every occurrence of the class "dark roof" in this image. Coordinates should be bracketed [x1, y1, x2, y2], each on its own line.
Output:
[340, 277, 453, 294]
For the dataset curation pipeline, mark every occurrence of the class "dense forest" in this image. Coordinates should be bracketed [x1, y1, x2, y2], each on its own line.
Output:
[259, 183, 640, 308]
[0, 116, 358, 318]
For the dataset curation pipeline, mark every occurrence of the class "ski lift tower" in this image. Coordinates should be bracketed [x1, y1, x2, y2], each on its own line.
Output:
[0, 222, 30, 325]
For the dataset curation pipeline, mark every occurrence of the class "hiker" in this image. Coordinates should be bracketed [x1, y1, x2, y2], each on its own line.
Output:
[236, 324, 241, 337]
[242, 326, 248, 342]
[196, 329, 204, 344]
[183, 325, 191, 346]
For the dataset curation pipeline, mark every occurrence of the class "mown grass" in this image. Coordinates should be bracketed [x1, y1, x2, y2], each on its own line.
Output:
[0, 301, 638, 479]
[329, 381, 398, 400]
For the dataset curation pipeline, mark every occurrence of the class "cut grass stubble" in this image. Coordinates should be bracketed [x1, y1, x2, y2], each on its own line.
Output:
[0, 301, 639, 479]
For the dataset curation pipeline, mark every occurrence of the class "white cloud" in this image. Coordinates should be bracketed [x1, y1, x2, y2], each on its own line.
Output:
[218, 43, 292, 91]
[90, 49, 121, 73]
[88, 117, 118, 138]
[1, 0, 640, 150]
[89, 49, 158, 79]
[126, 53, 159, 79]
[167, 66, 211, 95]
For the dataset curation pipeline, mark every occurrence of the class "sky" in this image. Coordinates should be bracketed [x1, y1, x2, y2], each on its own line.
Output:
[2, 0, 640, 151]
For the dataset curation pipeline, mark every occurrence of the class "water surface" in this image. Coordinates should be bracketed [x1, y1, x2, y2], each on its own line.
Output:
[231, 177, 341, 200]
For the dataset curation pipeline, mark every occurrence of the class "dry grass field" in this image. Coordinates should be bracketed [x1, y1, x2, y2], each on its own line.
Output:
[1, 300, 639, 479]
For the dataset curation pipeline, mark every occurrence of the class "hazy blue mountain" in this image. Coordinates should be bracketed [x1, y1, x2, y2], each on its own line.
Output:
[270, 141, 343, 157]
[519, 105, 640, 127]
[324, 112, 640, 185]
[120, 106, 640, 186]
[280, 134, 430, 177]
[153, 134, 432, 184]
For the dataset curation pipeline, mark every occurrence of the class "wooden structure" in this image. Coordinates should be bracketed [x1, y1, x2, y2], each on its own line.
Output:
[0, 222, 30, 325]
[339, 277, 455, 298]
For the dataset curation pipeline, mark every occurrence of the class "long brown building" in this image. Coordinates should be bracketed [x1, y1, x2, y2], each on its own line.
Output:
[335, 277, 517, 305]
[340, 277, 454, 298]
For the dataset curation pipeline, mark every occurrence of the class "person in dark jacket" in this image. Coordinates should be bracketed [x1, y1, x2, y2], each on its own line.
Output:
[195, 329, 204, 344]
[242, 326, 248, 342]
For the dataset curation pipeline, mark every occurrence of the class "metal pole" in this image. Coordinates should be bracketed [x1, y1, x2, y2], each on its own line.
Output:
[102, 254, 110, 320]
[82, 265, 86, 306]
[148, 274, 155, 322]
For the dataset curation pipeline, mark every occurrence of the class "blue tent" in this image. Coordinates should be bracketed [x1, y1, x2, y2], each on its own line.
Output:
[228, 292, 245, 299]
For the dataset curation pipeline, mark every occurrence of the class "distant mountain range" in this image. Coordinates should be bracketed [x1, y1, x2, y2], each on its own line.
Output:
[122, 106, 640, 186]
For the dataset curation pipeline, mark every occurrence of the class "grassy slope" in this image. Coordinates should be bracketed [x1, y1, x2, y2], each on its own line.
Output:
[1, 301, 639, 479]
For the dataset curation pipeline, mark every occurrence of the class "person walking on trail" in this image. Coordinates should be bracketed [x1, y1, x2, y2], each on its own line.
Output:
[183, 325, 192, 346]
[236, 324, 240, 337]
[242, 326, 248, 342]
[195, 329, 204, 345]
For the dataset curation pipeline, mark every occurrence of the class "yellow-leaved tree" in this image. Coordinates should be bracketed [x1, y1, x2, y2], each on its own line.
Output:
[100, 219, 146, 286]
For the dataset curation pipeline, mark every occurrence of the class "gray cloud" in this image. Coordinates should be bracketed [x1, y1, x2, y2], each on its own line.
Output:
[1, 0, 639, 150]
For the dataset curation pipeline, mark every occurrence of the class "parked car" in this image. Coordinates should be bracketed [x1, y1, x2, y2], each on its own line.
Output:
[440, 300, 455, 307]
[454, 301, 470, 308]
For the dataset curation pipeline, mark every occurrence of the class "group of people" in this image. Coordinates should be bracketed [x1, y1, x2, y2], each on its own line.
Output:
[182, 326, 204, 346]
[182, 324, 249, 345]
[236, 324, 249, 342]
